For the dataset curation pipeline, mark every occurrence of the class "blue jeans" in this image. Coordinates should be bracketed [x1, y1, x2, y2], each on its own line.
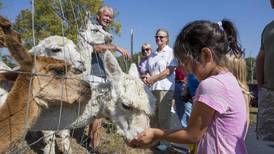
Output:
[175, 82, 193, 128]
[181, 102, 192, 128]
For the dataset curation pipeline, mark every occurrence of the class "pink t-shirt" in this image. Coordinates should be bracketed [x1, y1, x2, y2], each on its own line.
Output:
[194, 72, 248, 154]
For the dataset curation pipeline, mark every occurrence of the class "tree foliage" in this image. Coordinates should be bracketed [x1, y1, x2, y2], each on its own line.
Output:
[0, 50, 17, 68]
[245, 57, 256, 84]
[117, 51, 142, 72]
[0, 2, 3, 9]
[14, 0, 121, 49]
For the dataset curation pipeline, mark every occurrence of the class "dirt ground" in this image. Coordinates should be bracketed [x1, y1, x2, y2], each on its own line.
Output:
[10, 114, 184, 154]
[8, 107, 260, 154]
[10, 125, 149, 154]
[9, 125, 182, 154]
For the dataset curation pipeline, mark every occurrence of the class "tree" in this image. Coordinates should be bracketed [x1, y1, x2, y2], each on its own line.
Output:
[245, 57, 256, 84]
[13, 0, 121, 49]
[0, 49, 16, 68]
[1, 55, 16, 68]
[0, 2, 3, 9]
[117, 51, 142, 72]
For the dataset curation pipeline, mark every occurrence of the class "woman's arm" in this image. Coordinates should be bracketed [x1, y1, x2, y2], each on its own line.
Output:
[145, 66, 176, 84]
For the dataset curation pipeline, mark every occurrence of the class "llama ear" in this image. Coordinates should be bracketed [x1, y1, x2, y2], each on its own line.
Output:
[104, 51, 123, 79]
[0, 16, 33, 70]
[29, 45, 43, 56]
[128, 63, 140, 79]
[84, 11, 91, 27]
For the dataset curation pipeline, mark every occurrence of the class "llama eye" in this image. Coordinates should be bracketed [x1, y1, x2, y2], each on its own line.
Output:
[52, 68, 65, 76]
[51, 48, 61, 53]
[121, 103, 132, 111]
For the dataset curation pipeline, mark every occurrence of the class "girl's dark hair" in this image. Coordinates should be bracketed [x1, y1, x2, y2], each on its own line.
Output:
[174, 19, 244, 66]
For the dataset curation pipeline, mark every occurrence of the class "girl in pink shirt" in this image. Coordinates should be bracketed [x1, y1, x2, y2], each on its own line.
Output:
[130, 19, 248, 154]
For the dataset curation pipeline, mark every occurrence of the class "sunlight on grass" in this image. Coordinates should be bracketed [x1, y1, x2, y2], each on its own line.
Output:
[249, 107, 258, 125]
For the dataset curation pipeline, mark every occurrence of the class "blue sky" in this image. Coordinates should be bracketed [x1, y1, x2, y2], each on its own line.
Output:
[0, 0, 273, 57]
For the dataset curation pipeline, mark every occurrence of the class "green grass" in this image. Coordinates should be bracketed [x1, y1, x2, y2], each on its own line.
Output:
[249, 107, 258, 125]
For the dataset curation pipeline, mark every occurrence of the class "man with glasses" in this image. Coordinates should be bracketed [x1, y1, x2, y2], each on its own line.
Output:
[143, 29, 177, 151]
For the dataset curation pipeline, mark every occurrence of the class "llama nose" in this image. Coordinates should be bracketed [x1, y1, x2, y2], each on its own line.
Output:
[78, 61, 86, 72]
[80, 81, 91, 94]
[72, 61, 86, 74]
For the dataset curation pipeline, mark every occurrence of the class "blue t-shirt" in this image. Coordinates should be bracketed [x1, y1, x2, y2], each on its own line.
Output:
[187, 74, 199, 97]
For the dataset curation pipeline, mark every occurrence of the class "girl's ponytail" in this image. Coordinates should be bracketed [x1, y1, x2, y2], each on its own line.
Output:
[221, 20, 244, 57]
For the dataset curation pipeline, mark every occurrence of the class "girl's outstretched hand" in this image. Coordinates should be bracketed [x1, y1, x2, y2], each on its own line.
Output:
[129, 128, 161, 149]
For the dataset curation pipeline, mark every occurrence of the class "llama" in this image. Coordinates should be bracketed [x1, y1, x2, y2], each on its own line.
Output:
[29, 35, 86, 154]
[0, 35, 85, 154]
[77, 11, 113, 77]
[0, 16, 156, 153]
[76, 12, 156, 141]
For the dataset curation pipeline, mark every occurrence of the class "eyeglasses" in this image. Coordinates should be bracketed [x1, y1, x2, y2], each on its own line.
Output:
[142, 48, 151, 52]
[155, 35, 167, 39]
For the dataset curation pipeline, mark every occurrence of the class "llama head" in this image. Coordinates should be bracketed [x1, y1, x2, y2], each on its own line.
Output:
[78, 11, 112, 49]
[29, 36, 85, 74]
[30, 56, 91, 107]
[102, 51, 156, 141]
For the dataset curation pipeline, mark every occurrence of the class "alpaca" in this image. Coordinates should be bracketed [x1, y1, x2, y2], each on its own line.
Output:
[0, 35, 85, 154]
[0, 16, 156, 153]
[29, 35, 85, 74]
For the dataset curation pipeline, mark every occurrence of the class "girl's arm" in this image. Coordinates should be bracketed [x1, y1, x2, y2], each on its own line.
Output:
[130, 101, 215, 148]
